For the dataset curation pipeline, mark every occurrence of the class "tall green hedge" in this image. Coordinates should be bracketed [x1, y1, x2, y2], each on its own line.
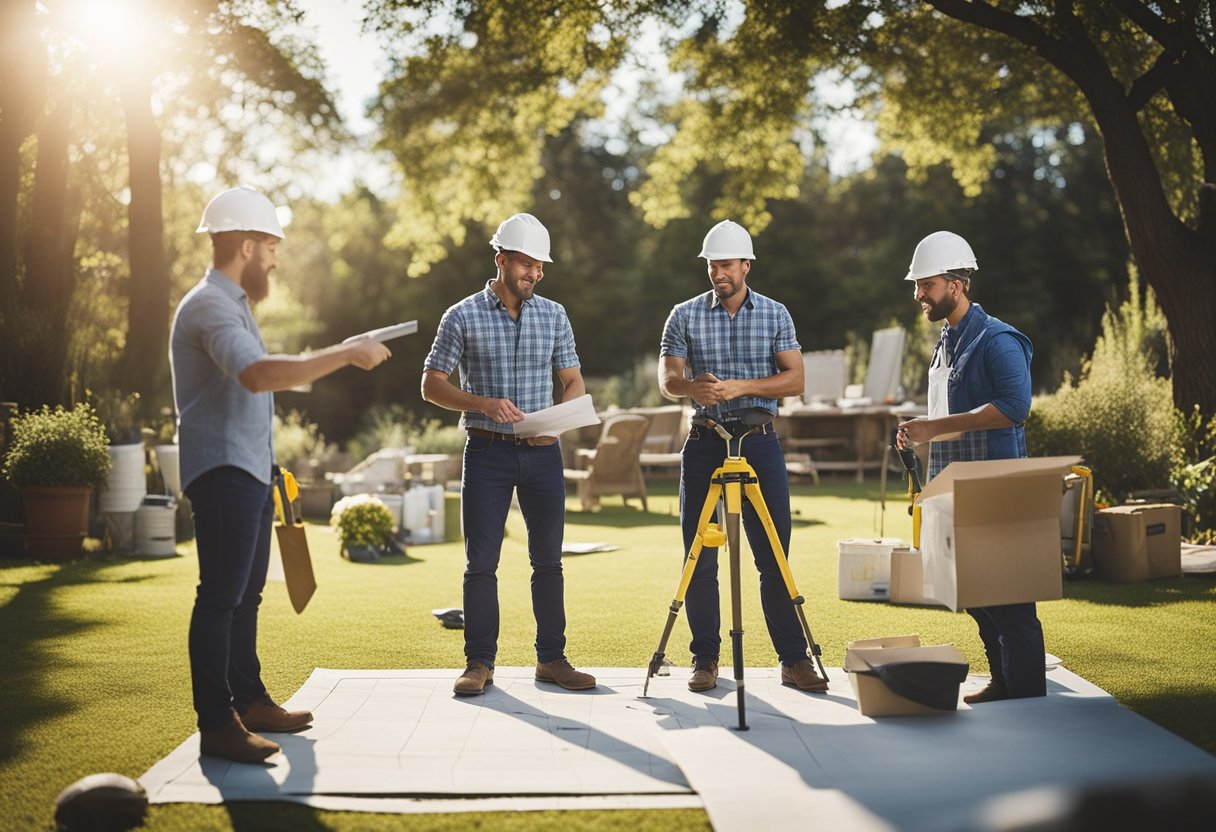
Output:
[1027, 273, 1178, 503]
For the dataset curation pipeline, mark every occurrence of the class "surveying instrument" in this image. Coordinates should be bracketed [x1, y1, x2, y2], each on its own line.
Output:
[642, 408, 828, 731]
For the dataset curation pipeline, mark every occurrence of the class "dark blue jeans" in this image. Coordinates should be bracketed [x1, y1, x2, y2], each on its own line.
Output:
[461, 435, 567, 666]
[679, 427, 809, 666]
[967, 602, 1047, 697]
[185, 466, 273, 729]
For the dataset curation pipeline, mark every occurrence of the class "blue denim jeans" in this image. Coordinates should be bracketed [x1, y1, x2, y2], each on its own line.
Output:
[679, 426, 809, 666]
[461, 435, 567, 666]
[185, 466, 273, 729]
[968, 602, 1047, 697]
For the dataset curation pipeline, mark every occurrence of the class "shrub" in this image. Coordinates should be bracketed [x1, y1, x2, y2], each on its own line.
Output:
[1173, 408, 1216, 543]
[273, 410, 339, 479]
[1027, 273, 1178, 503]
[330, 494, 395, 550]
[2, 403, 111, 490]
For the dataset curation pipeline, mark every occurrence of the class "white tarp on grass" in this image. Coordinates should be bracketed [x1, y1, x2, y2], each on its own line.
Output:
[141, 665, 1216, 828]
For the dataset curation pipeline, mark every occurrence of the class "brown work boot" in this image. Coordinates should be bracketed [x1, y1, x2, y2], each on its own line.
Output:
[454, 661, 494, 696]
[688, 660, 718, 692]
[241, 699, 313, 733]
[781, 659, 830, 692]
[535, 659, 596, 690]
[963, 681, 1009, 705]
[199, 711, 280, 763]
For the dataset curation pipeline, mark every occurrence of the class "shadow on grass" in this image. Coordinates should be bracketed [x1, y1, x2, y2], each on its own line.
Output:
[564, 503, 823, 530]
[225, 801, 331, 831]
[0, 557, 150, 768]
[1063, 573, 1216, 608]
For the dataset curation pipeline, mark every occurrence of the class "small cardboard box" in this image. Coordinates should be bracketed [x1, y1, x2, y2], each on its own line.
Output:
[916, 456, 1080, 611]
[888, 547, 928, 605]
[1092, 503, 1182, 583]
[837, 538, 905, 601]
[845, 634, 969, 716]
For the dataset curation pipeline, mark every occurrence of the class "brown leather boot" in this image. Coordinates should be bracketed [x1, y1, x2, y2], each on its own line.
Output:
[781, 659, 830, 692]
[963, 681, 1010, 704]
[453, 661, 494, 696]
[535, 659, 596, 690]
[688, 660, 718, 692]
[241, 699, 313, 733]
[199, 711, 280, 763]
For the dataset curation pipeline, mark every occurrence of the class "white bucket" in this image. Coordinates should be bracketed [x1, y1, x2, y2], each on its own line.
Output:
[403, 488, 431, 537]
[837, 537, 905, 601]
[377, 493, 405, 529]
[135, 498, 177, 557]
[156, 444, 181, 496]
[100, 444, 146, 512]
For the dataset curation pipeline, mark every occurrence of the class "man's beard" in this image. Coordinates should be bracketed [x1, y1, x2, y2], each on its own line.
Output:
[242, 260, 271, 304]
[924, 293, 958, 323]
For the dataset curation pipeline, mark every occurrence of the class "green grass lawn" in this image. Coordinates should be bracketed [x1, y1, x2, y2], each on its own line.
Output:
[1, 480, 1213, 831]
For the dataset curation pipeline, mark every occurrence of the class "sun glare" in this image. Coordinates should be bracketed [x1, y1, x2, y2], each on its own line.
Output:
[60, 0, 155, 73]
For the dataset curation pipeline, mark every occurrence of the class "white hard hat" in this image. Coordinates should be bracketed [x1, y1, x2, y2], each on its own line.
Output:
[905, 230, 977, 281]
[196, 186, 286, 238]
[698, 219, 755, 260]
[489, 213, 553, 262]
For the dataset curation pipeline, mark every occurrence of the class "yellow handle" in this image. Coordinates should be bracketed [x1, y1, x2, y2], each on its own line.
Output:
[272, 469, 299, 524]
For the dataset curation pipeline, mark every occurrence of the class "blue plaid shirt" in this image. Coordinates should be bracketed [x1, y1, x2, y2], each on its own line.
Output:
[659, 288, 800, 421]
[424, 281, 580, 432]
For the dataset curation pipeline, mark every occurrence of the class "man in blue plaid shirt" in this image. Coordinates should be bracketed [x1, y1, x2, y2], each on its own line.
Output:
[422, 213, 596, 696]
[658, 219, 829, 694]
[897, 230, 1040, 704]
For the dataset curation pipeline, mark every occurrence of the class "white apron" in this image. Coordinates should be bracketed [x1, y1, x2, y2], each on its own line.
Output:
[928, 340, 963, 442]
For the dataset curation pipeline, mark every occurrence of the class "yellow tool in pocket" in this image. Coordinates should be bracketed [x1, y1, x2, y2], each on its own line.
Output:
[272, 468, 300, 524]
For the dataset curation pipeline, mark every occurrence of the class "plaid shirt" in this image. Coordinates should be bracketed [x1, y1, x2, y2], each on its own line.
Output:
[660, 288, 800, 421]
[424, 281, 580, 432]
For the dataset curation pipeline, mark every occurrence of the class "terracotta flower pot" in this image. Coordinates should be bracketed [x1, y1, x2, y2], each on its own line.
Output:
[21, 485, 92, 562]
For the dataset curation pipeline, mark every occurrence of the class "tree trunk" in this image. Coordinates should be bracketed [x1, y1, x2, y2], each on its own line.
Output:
[0, 0, 47, 314]
[119, 76, 169, 412]
[21, 102, 80, 407]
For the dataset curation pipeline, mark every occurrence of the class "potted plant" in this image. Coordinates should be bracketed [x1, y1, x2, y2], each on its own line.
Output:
[330, 494, 396, 563]
[1, 403, 111, 561]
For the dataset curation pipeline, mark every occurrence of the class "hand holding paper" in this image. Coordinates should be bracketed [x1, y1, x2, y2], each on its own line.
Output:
[514, 394, 601, 438]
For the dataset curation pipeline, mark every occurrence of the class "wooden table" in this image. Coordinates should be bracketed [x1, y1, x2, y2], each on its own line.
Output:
[775, 404, 902, 482]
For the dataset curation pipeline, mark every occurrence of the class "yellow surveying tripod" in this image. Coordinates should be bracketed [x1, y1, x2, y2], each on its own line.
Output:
[642, 409, 828, 731]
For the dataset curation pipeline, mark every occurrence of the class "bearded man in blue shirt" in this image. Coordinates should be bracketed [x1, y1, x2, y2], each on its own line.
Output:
[658, 220, 829, 695]
[897, 230, 1043, 703]
[173, 187, 391, 763]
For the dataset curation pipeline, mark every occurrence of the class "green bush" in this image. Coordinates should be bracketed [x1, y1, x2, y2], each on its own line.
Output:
[329, 494, 395, 550]
[1173, 408, 1216, 543]
[1027, 273, 1178, 503]
[273, 409, 339, 479]
[2, 403, 111, 489]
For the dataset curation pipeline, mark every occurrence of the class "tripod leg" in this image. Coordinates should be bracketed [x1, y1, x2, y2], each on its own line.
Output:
[743, 481, 830, 686]
[643, 483, 724, 696]
[725, 485, 748, 731]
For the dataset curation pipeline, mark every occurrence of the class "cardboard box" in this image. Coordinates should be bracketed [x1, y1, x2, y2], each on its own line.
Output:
[916, 456, 1080, 611]
[837, 538, 905, 601]
[845, 635, 969, 716]
[1092, 503, 1182, 583]
[888, 547, 928, 605]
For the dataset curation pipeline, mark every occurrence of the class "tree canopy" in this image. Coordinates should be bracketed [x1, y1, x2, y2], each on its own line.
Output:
[363, 0, 1215, 416]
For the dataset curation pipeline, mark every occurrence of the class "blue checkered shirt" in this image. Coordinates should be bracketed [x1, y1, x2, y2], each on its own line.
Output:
[424, 281, 580, 432]
[659, 288, 800, 421]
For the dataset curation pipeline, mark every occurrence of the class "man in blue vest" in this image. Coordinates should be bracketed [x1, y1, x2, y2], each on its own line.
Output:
[897, 230, 1042, 703]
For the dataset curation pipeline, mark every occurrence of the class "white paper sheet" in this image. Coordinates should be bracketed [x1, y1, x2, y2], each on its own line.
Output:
[342, 320, 418, 344]
[514, 393, 601, 438]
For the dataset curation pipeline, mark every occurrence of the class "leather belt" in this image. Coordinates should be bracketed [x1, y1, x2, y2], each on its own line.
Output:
[689, 418, 774, 438]
[467, 427, 557, 446]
